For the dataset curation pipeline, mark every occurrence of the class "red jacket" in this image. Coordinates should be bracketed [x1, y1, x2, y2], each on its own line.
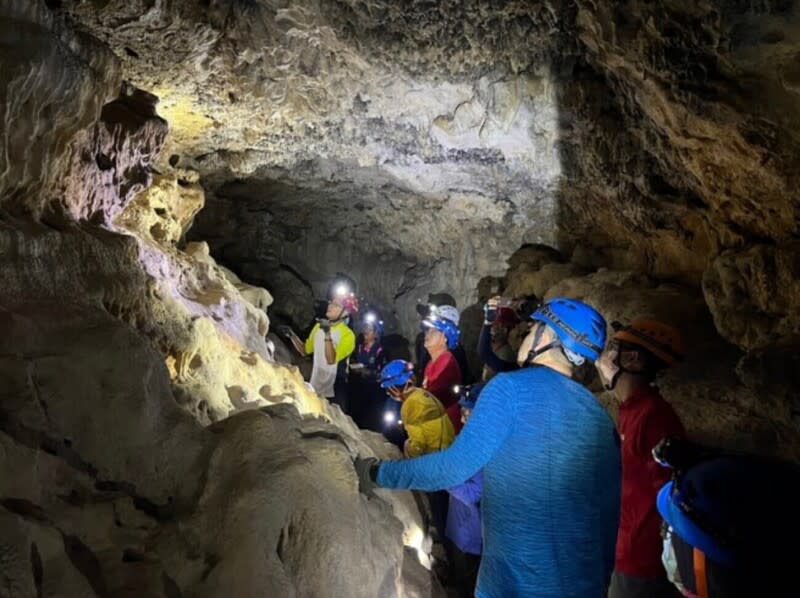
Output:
[422, 350, 463, 432]
[615, 385, 685, 578]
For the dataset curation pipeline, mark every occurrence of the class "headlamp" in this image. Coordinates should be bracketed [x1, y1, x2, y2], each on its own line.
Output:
[334, 283, 349, 297]
[365, 312, 376, 324]
[383, 411, 396, 424]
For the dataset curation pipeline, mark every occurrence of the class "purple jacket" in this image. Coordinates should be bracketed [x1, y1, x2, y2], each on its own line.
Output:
[446, 471, 483, 555]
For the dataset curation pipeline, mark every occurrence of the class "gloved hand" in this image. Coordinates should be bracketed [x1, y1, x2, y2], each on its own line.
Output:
[354, 456, 380, 498]
[483, 295, 500, 324]
[318, 318, 332, 333]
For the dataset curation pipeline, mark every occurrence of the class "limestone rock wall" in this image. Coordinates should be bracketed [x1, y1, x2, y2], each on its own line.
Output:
[500, 246, 800, 459]
[56, 0, 799, 346]
[0, 2, 440, 596]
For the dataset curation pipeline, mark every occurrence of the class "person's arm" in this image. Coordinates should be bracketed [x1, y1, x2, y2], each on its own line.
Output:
[377, 374, 517, 491]
[448, 471, 483, 505]
[638, 405, 686, 491]
[374, 346, 386, 372]
[324, 332, 336, 364]
[290, 335, 307, 356]
[288, 325, 315, 356]
[477, 324, 516, 373]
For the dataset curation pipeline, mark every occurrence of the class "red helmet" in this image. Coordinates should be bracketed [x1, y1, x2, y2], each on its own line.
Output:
[336, 293, 359, 316]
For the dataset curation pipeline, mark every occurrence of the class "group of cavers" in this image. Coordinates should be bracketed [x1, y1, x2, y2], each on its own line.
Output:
[282, 285, 800, 598]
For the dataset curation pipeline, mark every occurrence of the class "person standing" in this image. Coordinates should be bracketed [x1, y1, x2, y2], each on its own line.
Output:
[378, 359, 455, 544]
[287, 290, 358, 412]
[356, 298, 621, 597]
[350, 311, 387, 430]
[595, 319, 686, 598]
[420, 311, 463, 433]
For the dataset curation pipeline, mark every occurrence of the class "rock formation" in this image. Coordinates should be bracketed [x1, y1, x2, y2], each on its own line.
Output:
[1, 2, 442, 596]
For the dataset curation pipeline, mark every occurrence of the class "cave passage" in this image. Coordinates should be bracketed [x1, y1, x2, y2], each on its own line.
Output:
[1, 1, 800, 597]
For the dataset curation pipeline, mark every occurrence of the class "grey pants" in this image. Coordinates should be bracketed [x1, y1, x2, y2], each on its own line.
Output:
[607, 570, 681, 598]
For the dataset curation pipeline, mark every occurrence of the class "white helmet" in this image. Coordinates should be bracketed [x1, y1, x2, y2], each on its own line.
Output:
[433, 304, 460, 325]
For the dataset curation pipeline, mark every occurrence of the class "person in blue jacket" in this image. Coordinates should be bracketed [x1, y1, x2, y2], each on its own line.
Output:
[445, 383, 486, 596]
[355, 297, 621, 598]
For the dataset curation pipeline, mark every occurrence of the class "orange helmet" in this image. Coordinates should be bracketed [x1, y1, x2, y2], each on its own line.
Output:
[612, 319, 684, 366]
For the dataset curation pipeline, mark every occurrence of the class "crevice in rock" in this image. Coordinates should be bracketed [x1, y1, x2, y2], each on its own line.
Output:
[31, 541, 43, 598]
[62, 534, 110, 598]
[162, 572, 183, 598]
[1, 498, 110, 598]
[0, 410, 175, 521]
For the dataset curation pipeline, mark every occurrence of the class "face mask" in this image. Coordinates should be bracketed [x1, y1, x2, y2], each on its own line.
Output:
[596, 347, 620, 390]
[661, 527, 699, 598]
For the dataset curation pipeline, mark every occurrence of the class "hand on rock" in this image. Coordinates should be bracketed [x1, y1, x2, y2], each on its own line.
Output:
[354, 456, 379, 498]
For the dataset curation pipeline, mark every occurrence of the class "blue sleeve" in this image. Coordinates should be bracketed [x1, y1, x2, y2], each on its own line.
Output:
[477, 324, 516, 373]
[448, 471, 483, 505]
[377, 375, 517, 491]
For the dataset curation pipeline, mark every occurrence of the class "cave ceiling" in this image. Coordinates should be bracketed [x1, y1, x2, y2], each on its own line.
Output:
[58, 0, 800, 329]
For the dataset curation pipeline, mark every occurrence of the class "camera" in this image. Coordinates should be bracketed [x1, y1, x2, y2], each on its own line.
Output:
[316, 317, 333, 331]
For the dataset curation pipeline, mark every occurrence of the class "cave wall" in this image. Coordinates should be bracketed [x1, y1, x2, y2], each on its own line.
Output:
[2, 0, 800, 593]
[0, 2, 440, 596]
[48, 0, 799, 449]
[55, 0, 800, 342]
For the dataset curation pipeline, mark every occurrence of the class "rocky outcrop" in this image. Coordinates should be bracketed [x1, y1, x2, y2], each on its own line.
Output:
[0, 304, 435, 598]
[499, 246, 800, 459]
[1, 2, 441, 595]
[703, 242, 800, 351]
[55, 0, 800, 344]
[0, 0, 121, 217]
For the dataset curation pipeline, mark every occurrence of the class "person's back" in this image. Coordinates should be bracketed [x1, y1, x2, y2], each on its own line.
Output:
[360, 297, 621, 598]
[401, 387, 455, 457]
[476, 367, 620, 596]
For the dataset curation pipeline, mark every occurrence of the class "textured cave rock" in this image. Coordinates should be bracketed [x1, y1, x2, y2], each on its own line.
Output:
[498, 248, 800, 458]
[56, 0, 800, 341]
[3, 0, 800, 595]
[0, 3, 441, 596]
[0, 305, 435, 598]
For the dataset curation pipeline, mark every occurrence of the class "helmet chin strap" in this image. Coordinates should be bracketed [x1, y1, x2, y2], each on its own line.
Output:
[524, 324, 561, 366]
[603, 346, 651, 390]
[603, 364, 622, 391]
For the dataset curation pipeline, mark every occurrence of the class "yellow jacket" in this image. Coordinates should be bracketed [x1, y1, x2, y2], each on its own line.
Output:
[400, 388, 455, 457]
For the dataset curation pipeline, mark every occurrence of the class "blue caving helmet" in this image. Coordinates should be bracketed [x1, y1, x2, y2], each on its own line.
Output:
[655, 447, 800, 596]
[379, 359, 414, 389]
[657, 453, 800, 566]
[421, 315, 461, 349]
[360, 311, 384, 337]
[530, 297, 606, 362]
